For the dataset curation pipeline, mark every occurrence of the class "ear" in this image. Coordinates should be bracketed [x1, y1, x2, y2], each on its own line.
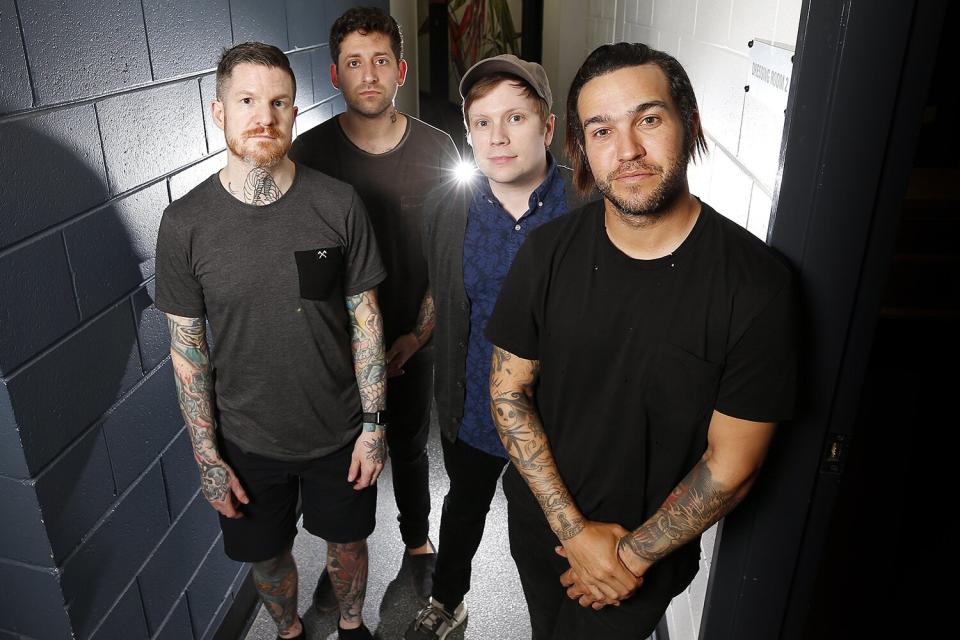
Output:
[397, 59, 408, 87]
[543, 113, 556, 148]
[330, 63, 340, 90]
[212, 99, 225, 132]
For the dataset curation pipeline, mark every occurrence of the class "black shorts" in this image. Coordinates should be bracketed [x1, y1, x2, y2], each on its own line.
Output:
[218, 437, 377, 562]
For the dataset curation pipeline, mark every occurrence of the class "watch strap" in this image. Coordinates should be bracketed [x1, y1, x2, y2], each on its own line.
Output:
[362, 411, 388, 425]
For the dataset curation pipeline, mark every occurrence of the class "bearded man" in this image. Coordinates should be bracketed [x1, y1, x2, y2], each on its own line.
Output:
[155, 42, 386, 640]
[485, 42, 799, 639]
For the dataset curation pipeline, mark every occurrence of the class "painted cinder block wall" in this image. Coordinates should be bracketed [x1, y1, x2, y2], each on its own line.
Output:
[543, 1, 802, 638]
[0, 1, 380, 638]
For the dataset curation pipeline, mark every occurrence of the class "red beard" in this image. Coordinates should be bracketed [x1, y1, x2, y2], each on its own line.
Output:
[227, 125, 289, 167]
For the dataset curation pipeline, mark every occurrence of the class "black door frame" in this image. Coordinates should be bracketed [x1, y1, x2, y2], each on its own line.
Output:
[699, 1, 948, 638]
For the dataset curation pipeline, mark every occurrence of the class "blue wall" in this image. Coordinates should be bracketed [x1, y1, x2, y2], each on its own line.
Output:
[0, 1, 383, 637]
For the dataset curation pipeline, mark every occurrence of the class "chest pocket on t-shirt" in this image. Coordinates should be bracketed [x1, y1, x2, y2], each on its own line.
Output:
[646, 343, 723, 439]
[294, 246, 343, 300]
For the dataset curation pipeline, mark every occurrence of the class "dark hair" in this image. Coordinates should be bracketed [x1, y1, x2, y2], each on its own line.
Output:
[565, 42, 708, 196]
[330, 6, 403, 67]
[462, 73, 551, 129]
[216, 42, 296, 100]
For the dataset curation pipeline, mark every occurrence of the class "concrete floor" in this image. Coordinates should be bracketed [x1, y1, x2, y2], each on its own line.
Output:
[243, 419, 532, 640]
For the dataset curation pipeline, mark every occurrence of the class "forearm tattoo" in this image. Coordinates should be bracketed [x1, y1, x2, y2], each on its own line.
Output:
[618, 461, 739, 565]
[346, 291, 386, 413]
[228, 167, 283, 205]
[167, 317, 227, 502]
[252, 551, 299, 634]
[413, 290, 436, 344]
[490, 347, 584, 540]
[327, 540, 369, 624]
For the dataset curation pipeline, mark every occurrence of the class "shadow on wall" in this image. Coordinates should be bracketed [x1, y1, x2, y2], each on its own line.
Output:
[0, 118, 182, 639]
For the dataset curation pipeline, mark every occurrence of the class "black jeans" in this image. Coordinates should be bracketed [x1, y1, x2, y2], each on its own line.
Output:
[385, 352, 434, 549]
[431, 436, 509, 608]
[503, 469, 671, 640]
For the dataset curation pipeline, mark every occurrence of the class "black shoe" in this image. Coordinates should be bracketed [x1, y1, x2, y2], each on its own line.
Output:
[338, 623, 373, 640]
[407, 542, 437, 603]
[313, 568, 339, 614]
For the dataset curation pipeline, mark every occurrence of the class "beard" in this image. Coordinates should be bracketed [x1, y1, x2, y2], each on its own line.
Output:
[595, 153, 688, 223]
[226, 125, 290, 167]
[343, 86, 395, 118]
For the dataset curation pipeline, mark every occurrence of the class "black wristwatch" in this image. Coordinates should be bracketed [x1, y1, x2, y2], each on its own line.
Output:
[362, 411, 388, 426]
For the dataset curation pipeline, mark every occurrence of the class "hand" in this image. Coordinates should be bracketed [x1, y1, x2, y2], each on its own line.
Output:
[349, 425, 386, 490]
[559, 567, 635, 610]
[199, 459, 249, 519]
[555, 521, 641, 606]
[385, 333, 420, 378]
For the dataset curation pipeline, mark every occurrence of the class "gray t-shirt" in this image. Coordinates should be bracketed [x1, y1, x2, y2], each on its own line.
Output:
[155, 166, 386, 460]
[289, 116, 460, 346]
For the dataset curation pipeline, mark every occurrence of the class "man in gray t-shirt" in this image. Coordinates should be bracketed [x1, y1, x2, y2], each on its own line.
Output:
[155, 43, 385, 640]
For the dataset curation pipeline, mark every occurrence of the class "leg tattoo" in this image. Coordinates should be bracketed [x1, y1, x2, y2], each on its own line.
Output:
[327, 540, 369, 627]
[252, 550, 300, 636]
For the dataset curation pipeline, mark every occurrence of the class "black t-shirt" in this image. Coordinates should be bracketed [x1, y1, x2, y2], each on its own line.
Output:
[154, 166, 386, 460]
[289, 115, 460, 346]
[486, 200, 797, 595]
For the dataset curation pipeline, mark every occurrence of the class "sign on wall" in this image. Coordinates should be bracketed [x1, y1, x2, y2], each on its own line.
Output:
[740, 39, 795, 193]
[747, 39, 793, 113]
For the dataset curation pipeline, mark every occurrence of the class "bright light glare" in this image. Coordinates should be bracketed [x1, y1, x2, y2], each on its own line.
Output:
[454, 161, 476, 182]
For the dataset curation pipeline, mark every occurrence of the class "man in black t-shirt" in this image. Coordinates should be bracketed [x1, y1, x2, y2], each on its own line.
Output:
[156, 43, 385, 640]
[289, 7, 459, 606]
[485, 43, 798, 639]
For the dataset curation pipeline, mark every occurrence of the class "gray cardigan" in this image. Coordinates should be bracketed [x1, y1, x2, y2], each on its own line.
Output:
[422, 164, 596, 443]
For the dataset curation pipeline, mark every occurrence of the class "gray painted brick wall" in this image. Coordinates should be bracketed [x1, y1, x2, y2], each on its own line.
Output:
[0, 1, 382, 637]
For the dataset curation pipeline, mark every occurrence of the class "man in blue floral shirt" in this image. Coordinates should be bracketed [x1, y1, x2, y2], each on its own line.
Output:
[406, 55, 595, 640]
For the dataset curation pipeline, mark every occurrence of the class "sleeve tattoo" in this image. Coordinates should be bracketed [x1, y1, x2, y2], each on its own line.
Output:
[346, 290, 387, 464]
[412, 289, 436, 345]
[346, 290, 387, 413]
[618, 460, 740, 566]
[489, 347, 585, 540]
[166, 316, 229, 503]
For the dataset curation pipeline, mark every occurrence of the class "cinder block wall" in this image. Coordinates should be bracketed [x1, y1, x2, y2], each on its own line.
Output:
[0, 1, 379, 638]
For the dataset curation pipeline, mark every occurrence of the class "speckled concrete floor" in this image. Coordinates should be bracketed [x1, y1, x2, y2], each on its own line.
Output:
[243, 416, 532, 640]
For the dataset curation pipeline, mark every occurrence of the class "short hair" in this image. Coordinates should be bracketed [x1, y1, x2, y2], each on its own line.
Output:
[216, 42, 296, 100]
[330, 6, 403, 67]
[462, 73, 551, 130]
[565, 42, 708, 196]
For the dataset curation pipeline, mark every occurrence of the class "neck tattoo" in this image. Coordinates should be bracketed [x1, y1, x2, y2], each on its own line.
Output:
[390, 109, 398, 124]
[230, 167, 282, 206]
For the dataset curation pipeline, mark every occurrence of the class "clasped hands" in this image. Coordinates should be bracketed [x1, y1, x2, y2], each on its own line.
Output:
[555, 521, 649, 610]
